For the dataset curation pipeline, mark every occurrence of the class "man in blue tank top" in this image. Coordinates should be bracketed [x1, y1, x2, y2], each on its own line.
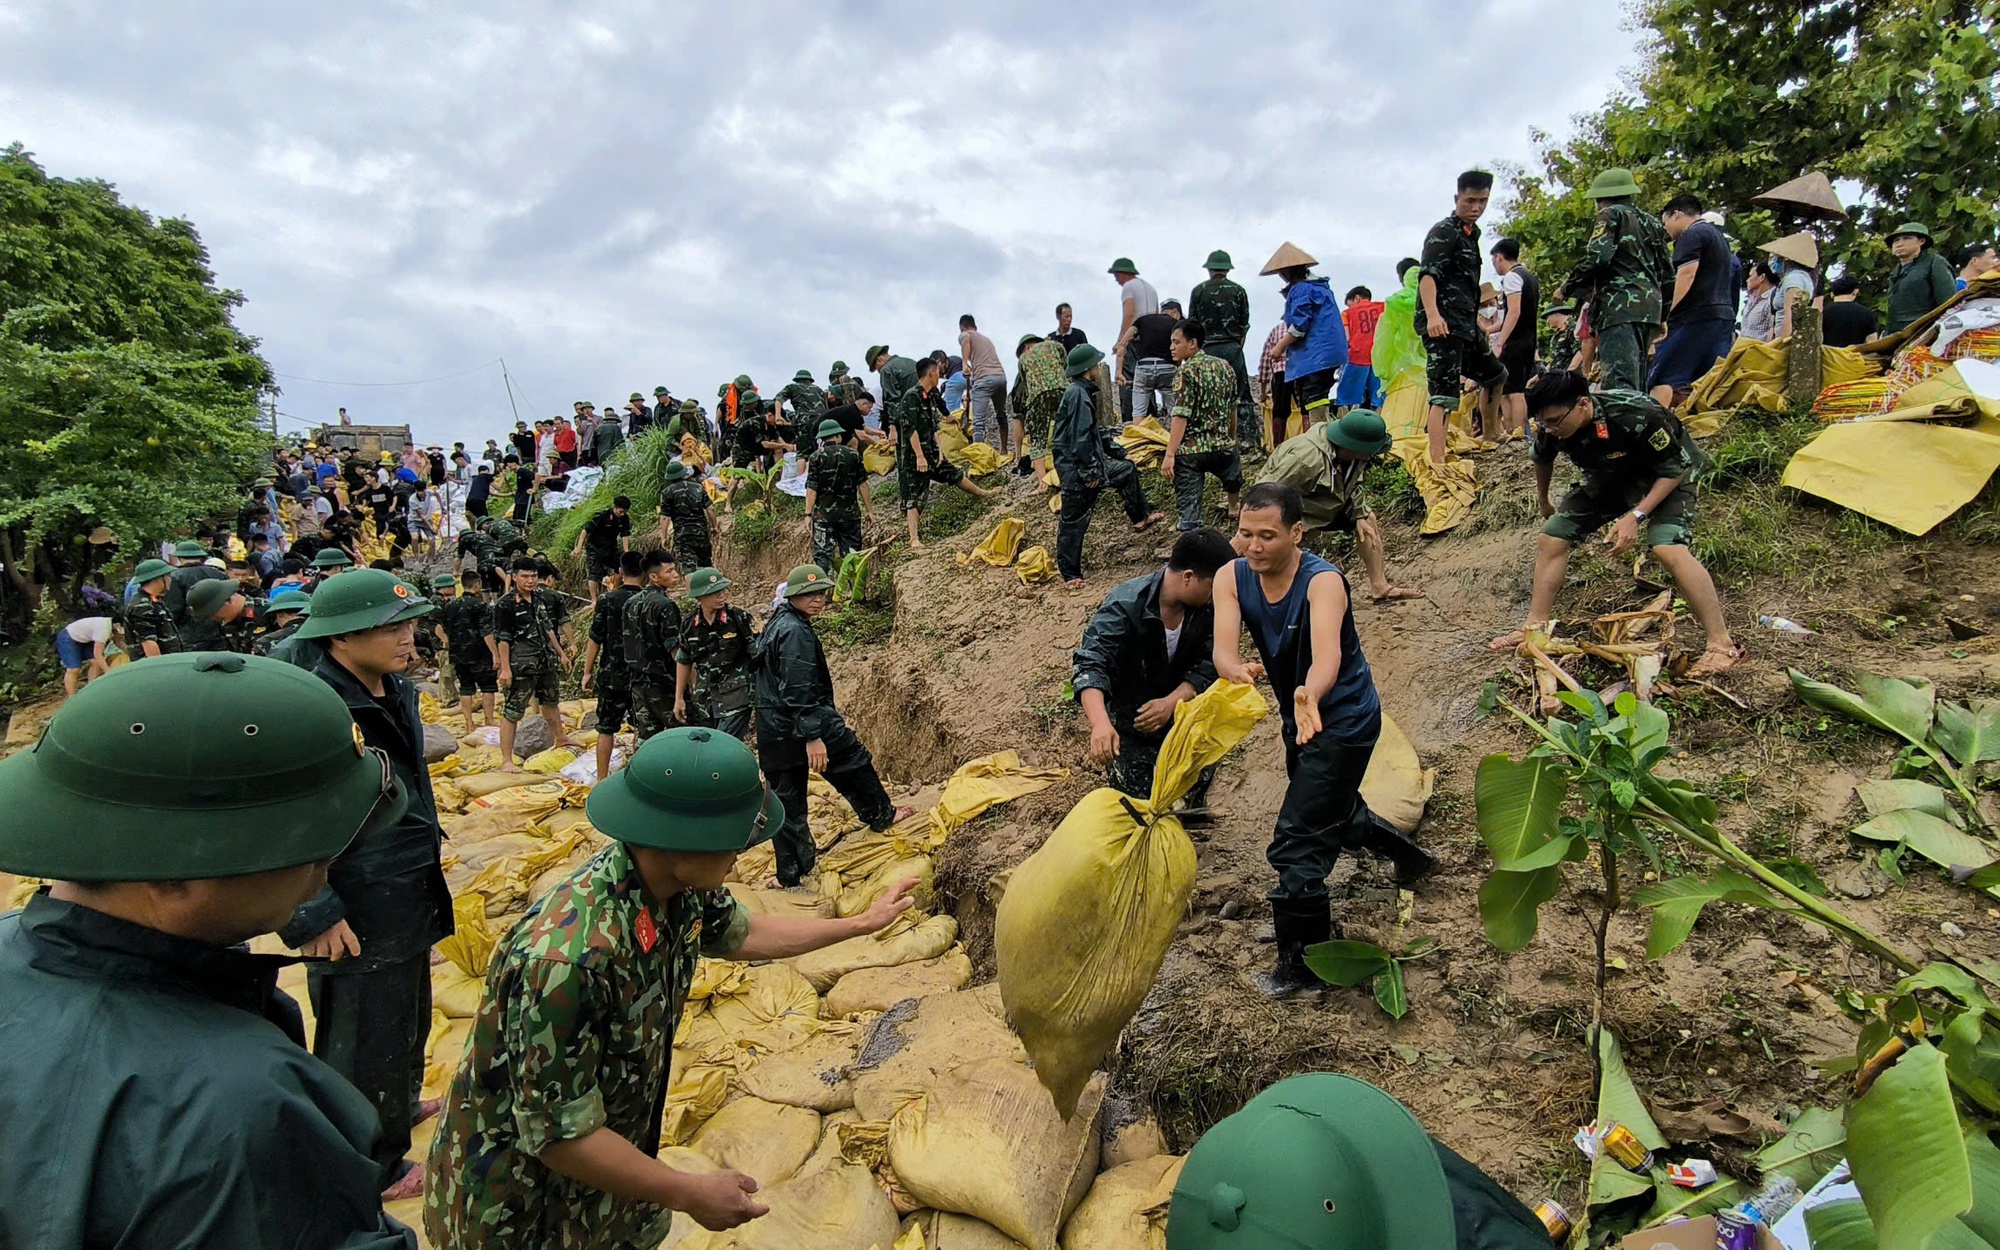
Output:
[1212, 482, 1435, 996]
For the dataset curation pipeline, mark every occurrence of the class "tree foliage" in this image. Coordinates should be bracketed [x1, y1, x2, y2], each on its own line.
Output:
[1500, 0, 2000, 297]
[0, 143, 273, 607]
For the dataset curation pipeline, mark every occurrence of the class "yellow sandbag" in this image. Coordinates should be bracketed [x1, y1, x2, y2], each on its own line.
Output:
[451, 831, 545, 873]
[836, 854, 933, 918]
[893, 1227, 925, 1250]
[825, 950, 972, 1017]
[688, 1097, 822, 1190]
[463, 780, 571, 820]
[679, 1154, 901, 1250]
[928, 1213, 1031, 1249]
[728, 879, 839, 920]
[850, 986, 1029, 1122]
[433, 964, 486, 1019]
[792, 914, 958, 993]
[738, 1027, 864, 1112]
[958, 517, 1025, 567]
[432, 776, 468, 814]
[418, 691, 447, 724]
[705, 962, 823, 1055]
[1058, 1155, 1184, 1250]
[426, 753, 461, 778]
[522, 746, 577, 773]
[1102, 1110, 1168, 1169]
[996, 681, 1266, 1117]
[817, 831, 909, 881]
[928, 751, 1069, 845]
[445, 806, 535, 848]
[1360, 712, 1434, 835]
[526, 838, 603, 906]
[889, 1059, 1105, 1250]
[421, 1015, 474, 1101]
[435, 892, 497, 977]
[864, 442, 897, 475]
[1015, 546, 1058, 586]
[661, 1064, 735, 1146]
[947, 440, 1005, 476]
[455, 769, 548, 799]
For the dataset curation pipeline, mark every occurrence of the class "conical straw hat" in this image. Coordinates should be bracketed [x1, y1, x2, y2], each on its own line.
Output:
[1752, 172, 1846, 222]
[1260, 241, 1318, 275]
[1760, 230, 1820, 270]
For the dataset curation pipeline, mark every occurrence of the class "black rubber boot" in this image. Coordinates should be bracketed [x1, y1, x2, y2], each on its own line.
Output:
[1361, 813, 1437, 887]
[1254, 898, 1334, 998]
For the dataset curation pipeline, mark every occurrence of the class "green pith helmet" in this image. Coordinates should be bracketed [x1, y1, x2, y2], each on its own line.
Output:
[1325, 410, 1393, 457]
[293, 568, 435, 639]
[1108, 257, 1139, 275]
[1204, 249, 1233, 271]
[688, 567, 732, 598]
[864, 345, 889, 368]
[311, 548, 354, 571]
[817, 418, 844, 439]
[186, 578, 240, 618]
[585, 726, 782, 853]
[629, 391, 645, 402]
[430, 574, 457, 591]
[663, 461, 689, 482]
[1017, 333, 1043, 351]
[1543, 303, 1576, 318]
[1888, 221, 1933, 243]
[0, 653, 407, 881]
[1065, 342, 1106, 378]
[173, 541, 207, 560]
[133, 559, 172, 583]
[733, 373, 753, 389]
[717, 384, 730, 397]
[794, 369, 814, 382]
[1586, 167, 1641, 199]
[830, 360, 850, 376]
[680, 397, 701, 413]
[654, 385, 670, 396]
[781, 564, 835, 599]
[1166, 1075, 1456, 1250]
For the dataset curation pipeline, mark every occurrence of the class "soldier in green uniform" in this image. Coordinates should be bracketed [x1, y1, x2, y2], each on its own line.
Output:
[724, 391, 785, 507]
[482, 514, 525, 560]
[1163, 318, 1247, 532]
[1417, 170, 1509, 467]
[659, 395, 705, 451]
[282, 569, 455, 1199]
[1258, 411, 1422, 601]
[0, 652, 420, 1248]
[805, 417, 872, 571]
[442, 570, 499, 729]
[164, 538, 229, 624]
[827, 359, 864, 407]
[423, 575, 460, 703]
[1188, 249, 1259, 458]
[570, 496, 632, 606]
[655, 459, 716, 573]
[1164, 1073, 1552, 1249]
[1052, 344, 1166, 585]
[755, 566, 918, 887]
[865, 344, 920, 419]
[581, 550, 644, 782]
[1561, 167, 1673, 391]
[253, 586, 313, 659]
[650, 384, 675, 431]
[896, 355, 996, 551]
[422, 727, 918, 1247]
[491, 557, 569, 771]
[1012, 332, 1070, 494]
[622, 550, 684, 742]
[1541, 303, 1580, 374]
[124, 558, 184, 657]
[1489, 371, 1742, 680]
[774, 368, 830, 457]
[305, 545, 355, 594]
[675, 567, 757, 743]
[182, 576, 268, 652]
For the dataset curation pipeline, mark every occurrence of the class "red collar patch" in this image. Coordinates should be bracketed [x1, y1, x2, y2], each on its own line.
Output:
[634, 908, 658, 954]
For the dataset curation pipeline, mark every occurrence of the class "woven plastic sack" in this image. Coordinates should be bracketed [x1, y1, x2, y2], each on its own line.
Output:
[824, 950, 972, 1017]
[791, 913, 957, 993]
[1058, 1154, 1183, 1250]
[957, 517, 1025, 567]
[687, 1097, 822, 1190]
[996, 681, 1266, 1116]
[522, 746, 577, 773]
[1015, 547, 1058, 586]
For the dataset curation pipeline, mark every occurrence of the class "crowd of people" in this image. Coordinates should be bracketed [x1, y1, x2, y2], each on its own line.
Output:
[12, 157, 1988, 1250]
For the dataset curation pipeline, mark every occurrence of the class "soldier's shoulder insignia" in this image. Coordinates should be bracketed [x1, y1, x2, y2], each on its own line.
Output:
[1649, 426, 1672, 451]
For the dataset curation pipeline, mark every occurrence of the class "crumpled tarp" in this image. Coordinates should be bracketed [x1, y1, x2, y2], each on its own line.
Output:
[1381, 380, 1482, 535]
[1117, 418, 1169, 471]
[1683, 339, 1876, 431]
[1782, 360, 2000, 535]
[1016, 545, 1059, 585]
[926, 750, 1070, 846]
[957, 517, 1025, 568]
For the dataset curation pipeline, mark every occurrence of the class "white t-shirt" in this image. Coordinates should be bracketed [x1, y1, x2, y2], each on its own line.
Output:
[1121, 276, 1161, 320]
[65, 617, 113, 645]
[1163, 619, 1184, 659]
[1497, 269, 1525, 297]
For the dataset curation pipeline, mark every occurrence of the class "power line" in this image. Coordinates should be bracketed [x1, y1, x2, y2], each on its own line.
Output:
[271, 358, 503, 388]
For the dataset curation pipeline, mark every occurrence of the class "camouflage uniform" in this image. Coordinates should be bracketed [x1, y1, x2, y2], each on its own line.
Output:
[658, 477, 713, 573]
[728, 409, 772, 470]
[621, 584, 682, 740]
[442, 593, 498, 692]
[1533, 389, 1704, 547]
[1189, 274, 1258, 455]
[806, 442, 868, 570]
[163, 563, 228, 625]
[124, 593, 184, 657]
[423, 843, 749, 1250]
[483, 517, 525, 556]
[1546, 323, 1581, 373]
[1011, 338, 1069, 457]
[252, 616, 304, 659]
[774, 381, 830, 456]
[675, 604, 757, 742]
[491, 588, 560, 722]
[1418, 213, 1509, 410]
[1168, 352, 1246, 531]
[1259, 427, 1375, 532]
[587, 583, 640, 736]
[1562, 204, 1674, 390]
[893, 384, 966, 511]
[827, 371, 864, 407]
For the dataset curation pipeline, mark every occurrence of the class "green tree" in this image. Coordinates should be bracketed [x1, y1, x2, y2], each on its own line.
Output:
[0, 143, 273, 617]
[1501, 0, 2000, 299]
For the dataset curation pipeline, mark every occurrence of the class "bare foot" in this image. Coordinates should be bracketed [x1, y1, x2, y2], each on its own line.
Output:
[1369, 584, 1424, 602]
[1131, 511, 1167, 533]
[1065, 578, 1087, 589]
[500, 762, 524, 774]
[1685, 644, 1747, 679]
[889, 805, 920, 825]
[382, 1163, 425, 1202]
[1488, 628, 1527, 652]
[909, 540, 927, 552]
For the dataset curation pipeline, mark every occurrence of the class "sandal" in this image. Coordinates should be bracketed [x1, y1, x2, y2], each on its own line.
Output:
[1685, 644, 1748, 679]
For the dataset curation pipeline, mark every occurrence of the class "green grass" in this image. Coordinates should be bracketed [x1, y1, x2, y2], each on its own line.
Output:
[1366, 459, 1426, 523]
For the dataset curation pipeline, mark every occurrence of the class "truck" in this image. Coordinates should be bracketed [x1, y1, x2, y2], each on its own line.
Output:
[308, 423, 413, 461]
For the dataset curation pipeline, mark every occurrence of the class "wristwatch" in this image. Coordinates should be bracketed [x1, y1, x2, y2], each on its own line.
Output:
[1631, 508, 1650, 522]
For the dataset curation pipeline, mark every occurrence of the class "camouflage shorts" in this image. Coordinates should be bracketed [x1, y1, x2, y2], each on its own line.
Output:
[594, 681, 631, 734]
[672, 533, 713, 575]
[897, 456, 964, 510]
[629, 682, 677, 741]
[500, 665, 562, 722]
[811, 513, 863, 571]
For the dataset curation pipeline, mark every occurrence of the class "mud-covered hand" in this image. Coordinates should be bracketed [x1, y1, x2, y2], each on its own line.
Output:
[682, 1170, 768, 1230]
[1087, 720, 1121, 766]
[857, 877, 919, 933]
[1133, 694, 1178, 735]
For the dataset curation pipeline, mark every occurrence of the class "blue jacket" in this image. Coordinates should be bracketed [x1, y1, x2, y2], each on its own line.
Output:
[1281, 276, 1351, 379]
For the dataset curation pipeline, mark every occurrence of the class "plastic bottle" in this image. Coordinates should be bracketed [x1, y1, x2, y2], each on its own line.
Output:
[1737, 1173, 1804, 1224]
[1758, 614, 1815, 635]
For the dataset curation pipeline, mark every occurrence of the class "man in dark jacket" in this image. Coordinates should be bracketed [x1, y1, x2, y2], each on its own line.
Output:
[753, 565, 915, 887]
[163, 539, 229, 623]
[1052, 343, 1166, 585]
[281, 568, 454, 1199]
[1073, 528, 1235, 802]
[0, 652, 418, 1248]
[582, 551, 645, 779]
[623, 549, 685, 741]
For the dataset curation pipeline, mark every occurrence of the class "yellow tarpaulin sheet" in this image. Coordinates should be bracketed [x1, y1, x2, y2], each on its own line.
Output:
[1016, 546, 1059, 585]
[1781, 362, 2000, 535]
[1682, 339, 1876, 429]
[927, 750, 1071, 845]
[1118, 418, 1169, 471]
[958, 517, 1025, 567]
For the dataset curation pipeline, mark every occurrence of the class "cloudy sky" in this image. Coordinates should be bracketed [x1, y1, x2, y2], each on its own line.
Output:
[5, 1, 1640, 452]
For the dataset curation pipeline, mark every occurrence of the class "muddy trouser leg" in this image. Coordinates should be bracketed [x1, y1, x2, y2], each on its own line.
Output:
[1171, 456, 1208, 531]
[308, 952, 432, 1177]
[1055, 477, 1102, 580]
[1266, 723, 1380, 903]
[1270, 375, 1294, 447]
[762, 756, 815, 885]
[820, 718, 897, 829]
[811, 515, 838, 572]
[1105, 457, 1151, 523]
[629, 682, 675, 741]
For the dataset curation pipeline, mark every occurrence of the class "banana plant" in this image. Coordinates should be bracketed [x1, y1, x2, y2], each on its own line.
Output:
[1790, 668, 1999, 837]
[1302, 936, 1439, 1019]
